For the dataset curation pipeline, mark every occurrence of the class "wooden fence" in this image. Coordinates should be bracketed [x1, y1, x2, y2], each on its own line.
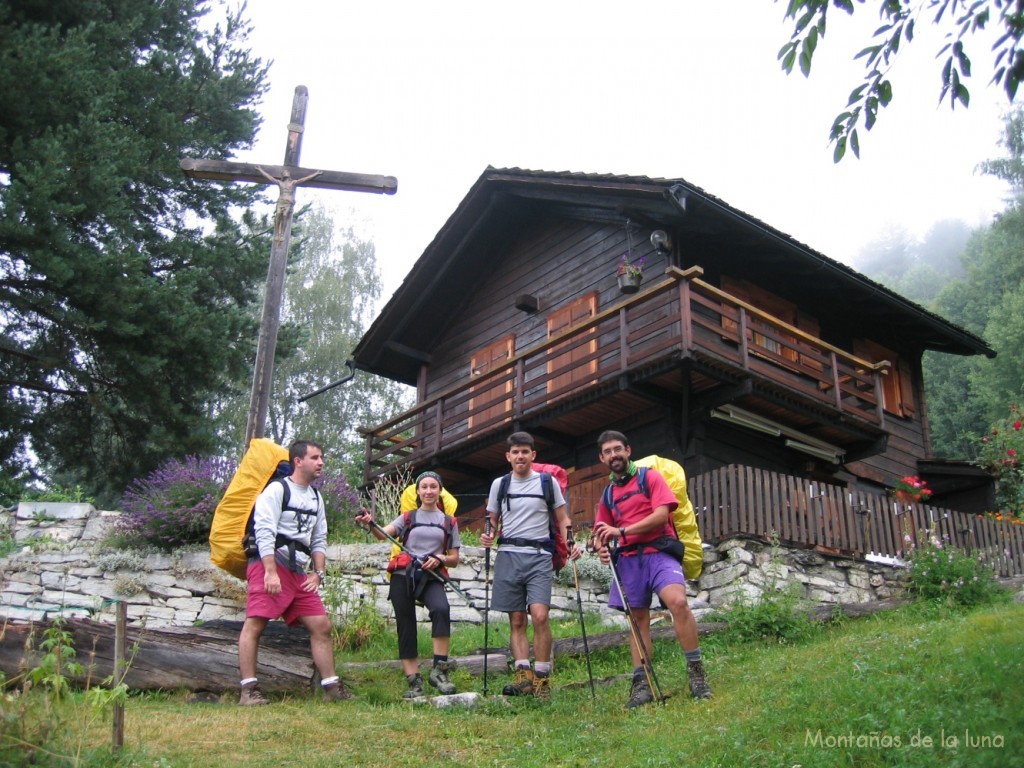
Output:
[689, 464, 1024, 577]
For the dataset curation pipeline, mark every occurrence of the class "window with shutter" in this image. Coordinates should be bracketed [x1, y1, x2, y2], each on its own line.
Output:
[547, 292, 598, 395]
[852, 339, 916, 418]
[468, 334, 515, 429]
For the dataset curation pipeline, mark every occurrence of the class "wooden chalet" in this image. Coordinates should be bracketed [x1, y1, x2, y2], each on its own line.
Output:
[351, 168, 1021, 572]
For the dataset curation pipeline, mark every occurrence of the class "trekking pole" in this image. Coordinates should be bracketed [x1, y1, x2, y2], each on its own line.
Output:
[607, 538, 666, 704]
[570, 529, 596, 699]
[364, 518, 480, 609]
[482, 516, 492, 696]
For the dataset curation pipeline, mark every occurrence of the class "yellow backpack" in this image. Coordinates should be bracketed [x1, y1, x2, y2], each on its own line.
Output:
[209, 439, 290, 579]
[636, 455, 704, 580]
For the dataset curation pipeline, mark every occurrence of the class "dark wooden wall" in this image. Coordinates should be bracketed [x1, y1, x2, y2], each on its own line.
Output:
[422, 214, 934, 501]
[423, 219, 670, 398]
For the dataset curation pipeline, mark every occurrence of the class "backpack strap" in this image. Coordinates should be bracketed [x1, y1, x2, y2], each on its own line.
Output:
[400, 510, 415, 546]
[495, 471, 557, 552]
[243, 478, 319, 567]
[539, 471, 554, 513]
[275, 478, 320, 519]
[496, 473, 512, 521]
[602, 467, 651, 525]
[401, 508, 453, 552]
[637, 466, 649, 497]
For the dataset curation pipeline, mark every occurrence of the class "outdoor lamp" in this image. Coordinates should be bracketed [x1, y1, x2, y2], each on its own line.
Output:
[650, 230, 672, 254]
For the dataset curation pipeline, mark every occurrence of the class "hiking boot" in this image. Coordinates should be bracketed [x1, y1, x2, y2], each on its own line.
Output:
[239, 683, 270, 707]
[501, 666, 535, 696]
[428, 661, 457, 695]
[403, 673, 424, 699]
[626, 673, 654, 709]
[322, 680, 353, 702]
[687, 659, 712, 700]
[532, 674, 551, 701]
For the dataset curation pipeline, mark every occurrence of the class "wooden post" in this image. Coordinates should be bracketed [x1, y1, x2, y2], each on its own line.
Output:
[111, 601, 127, 753]
[180, 85, 397, 450]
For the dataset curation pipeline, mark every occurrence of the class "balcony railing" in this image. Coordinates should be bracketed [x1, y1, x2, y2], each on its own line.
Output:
[690, 464, 1024, 576]
[363, 266, 890, 479]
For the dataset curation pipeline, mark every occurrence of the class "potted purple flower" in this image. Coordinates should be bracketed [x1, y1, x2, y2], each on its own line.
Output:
[617, 253, 645, 294]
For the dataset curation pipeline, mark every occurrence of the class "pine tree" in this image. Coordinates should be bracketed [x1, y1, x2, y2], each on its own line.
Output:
[0, 1, 270, 503]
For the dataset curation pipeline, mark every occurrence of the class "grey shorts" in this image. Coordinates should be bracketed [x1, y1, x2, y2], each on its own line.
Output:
[490, 550, 553, 612]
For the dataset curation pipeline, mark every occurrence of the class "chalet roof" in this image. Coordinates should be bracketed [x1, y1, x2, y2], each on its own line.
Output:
[353, 167, 995, 385]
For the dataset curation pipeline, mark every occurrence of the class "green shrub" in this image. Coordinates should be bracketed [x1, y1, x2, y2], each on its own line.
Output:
[0, 516, 17, 558]
[715, 584, 818, 645]
[554, 549, 612, 589]
[23, 484, 95, 505]
[971, 403, 1024, 521]
[906, 530, 1004, 606]
[323, 577, 389, 653]
[0, 619, 129, 766]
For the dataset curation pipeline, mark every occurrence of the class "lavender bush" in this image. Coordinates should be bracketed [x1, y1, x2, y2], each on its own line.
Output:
[118, 456, 236, 551]
[314, 470, 364, 542]
[118, 456, 365, 551]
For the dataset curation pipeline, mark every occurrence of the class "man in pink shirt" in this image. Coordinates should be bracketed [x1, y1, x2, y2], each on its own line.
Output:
[592, 430, 712, 707]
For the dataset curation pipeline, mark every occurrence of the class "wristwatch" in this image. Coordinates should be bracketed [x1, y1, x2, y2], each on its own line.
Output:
[314, 570, 326, 582]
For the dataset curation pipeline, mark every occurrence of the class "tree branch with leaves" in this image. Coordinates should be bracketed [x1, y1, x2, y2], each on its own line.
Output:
[777, 0, 1024, 161]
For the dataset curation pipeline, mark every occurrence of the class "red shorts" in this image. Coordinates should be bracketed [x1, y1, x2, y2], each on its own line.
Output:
[245, 560, 326, 627]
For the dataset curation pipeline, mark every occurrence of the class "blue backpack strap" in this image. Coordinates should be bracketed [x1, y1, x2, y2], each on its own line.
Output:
[603, 467, 650, 524]
[539, 472, 554, 513]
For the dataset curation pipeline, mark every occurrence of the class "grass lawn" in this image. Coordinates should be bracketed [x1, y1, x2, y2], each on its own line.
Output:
[22, 600, 1023, 768]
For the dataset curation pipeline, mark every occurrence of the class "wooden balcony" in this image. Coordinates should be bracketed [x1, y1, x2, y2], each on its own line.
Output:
[362, 267, 891, 486]
[689, 465, 1024, 576]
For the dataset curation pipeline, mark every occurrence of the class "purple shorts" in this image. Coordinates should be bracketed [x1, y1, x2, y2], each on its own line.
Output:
[609, 550, 686, 611]
[245, 560, 326, 627]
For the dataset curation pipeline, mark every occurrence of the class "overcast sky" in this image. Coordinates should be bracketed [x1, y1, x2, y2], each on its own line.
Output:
[235, 1, 1014, 297]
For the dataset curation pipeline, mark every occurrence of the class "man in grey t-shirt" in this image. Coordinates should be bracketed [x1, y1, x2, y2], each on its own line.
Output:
[480, 431, 577, 700]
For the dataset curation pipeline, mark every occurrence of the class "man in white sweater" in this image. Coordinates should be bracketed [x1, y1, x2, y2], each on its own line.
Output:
[237, 439, 350, 705]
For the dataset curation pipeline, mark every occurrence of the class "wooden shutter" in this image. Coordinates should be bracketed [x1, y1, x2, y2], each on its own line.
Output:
[469, 335, 515, 429]
[721, 277, 810, 366]
[853, 339, 915, 418]
[547, 292, 598, 395]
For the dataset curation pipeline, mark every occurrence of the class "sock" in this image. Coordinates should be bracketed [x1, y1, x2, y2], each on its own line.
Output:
[514, 659, 531, 670]
[534, 661, 552, 677]
[320, 676, 339, 687]
[240, 677, 258, 687]
[433, 654, 448, 665]
[684, 648, 702, 664]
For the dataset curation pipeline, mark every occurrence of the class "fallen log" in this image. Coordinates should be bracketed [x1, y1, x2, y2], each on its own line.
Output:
[0, 598, 911, 693]
[0, 618, 318, 693]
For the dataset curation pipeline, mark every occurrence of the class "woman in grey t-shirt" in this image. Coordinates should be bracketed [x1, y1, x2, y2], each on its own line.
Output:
[357, 471, 461, 698]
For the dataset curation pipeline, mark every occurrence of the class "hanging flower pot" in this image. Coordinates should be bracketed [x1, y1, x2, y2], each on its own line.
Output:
[617, 248, 645, 294]
[617, 270, 643, 293]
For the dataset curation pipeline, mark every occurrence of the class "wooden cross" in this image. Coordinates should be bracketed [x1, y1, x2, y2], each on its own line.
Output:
[180, 85, 396, 449]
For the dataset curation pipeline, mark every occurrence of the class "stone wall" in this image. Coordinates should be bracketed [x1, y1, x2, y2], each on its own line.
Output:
[0, 503, 910, 630]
